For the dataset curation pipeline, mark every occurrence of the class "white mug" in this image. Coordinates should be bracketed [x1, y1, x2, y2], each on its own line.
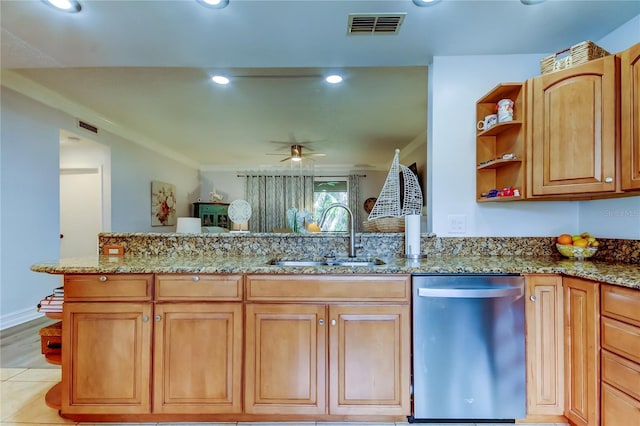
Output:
[477, 113, 498, 130]
[497, 99, 514, 122]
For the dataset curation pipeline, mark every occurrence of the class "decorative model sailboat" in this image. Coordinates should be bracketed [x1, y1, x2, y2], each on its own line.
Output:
[364, 149, 423, 232]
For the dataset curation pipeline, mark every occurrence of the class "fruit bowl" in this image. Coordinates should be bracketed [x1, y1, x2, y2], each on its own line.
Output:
[556, 243, 598, 260]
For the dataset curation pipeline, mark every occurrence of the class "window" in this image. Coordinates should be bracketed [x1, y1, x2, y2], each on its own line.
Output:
[313, 178, 349, 231]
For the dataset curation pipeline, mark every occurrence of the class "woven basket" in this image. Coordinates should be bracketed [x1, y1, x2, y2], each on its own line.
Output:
[369, 217, 404, 233]
[540, 41, 610, 75]
[362, 220, 378, 232]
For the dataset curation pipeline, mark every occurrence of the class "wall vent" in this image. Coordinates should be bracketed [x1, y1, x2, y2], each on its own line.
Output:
[77, 119, 99, 135]
[347, 13, 406, 34]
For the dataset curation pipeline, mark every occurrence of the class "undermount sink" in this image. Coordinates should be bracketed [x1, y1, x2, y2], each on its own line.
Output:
[268, 257, 386, 267]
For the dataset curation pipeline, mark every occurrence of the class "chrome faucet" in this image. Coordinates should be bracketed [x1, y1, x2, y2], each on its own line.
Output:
[318, 203, 358, 258]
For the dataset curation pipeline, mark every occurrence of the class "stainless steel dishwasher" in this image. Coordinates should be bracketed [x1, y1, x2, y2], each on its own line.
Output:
[411, 274, 525, 422]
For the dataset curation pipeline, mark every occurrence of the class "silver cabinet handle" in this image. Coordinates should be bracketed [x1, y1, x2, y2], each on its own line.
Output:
[530, 295, 537, 302]
[191, 276, 200, 282]
[331, 319, 337, 326]
[605, 177, 613, 183]
[155, 315, 161, 322]
[99, 276, 107, 282]
[319, 319, 324, 325]
[142, 316, 149, 322]
[418, 287, 523, 299]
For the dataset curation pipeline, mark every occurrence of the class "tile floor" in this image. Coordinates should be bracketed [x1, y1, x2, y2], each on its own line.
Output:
[1, 367, 567, 426]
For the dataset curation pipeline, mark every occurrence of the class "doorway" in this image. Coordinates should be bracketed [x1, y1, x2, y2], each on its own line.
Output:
[59, 130, 111, 258]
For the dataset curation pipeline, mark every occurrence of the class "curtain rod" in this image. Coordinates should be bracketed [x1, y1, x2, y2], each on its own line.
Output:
[237, 174, 367, 178]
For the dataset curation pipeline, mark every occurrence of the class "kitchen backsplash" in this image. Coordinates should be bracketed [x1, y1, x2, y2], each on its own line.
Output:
[98, 233, 639, 264]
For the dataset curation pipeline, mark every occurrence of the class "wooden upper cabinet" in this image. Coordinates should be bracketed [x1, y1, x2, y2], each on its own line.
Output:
[530, 55, 618, 196]
[620, 43, 640, 191]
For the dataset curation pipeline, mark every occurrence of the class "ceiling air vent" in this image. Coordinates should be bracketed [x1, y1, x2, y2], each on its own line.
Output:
[77, 119, 99, 135]
[348, 13, 406, 35]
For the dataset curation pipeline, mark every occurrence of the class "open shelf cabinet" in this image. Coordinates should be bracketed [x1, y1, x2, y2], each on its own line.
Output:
[476, 83, 527, 202]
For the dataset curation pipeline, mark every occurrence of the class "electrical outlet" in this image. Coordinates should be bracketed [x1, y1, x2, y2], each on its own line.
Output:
[448, 214, 466, 234]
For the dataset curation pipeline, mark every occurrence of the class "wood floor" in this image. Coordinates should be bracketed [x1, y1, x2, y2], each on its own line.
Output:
[0, 316, 59, 368]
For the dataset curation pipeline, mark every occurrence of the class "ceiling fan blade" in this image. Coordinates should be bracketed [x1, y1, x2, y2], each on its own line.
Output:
[304, 153, 326, 157]
[280, 157, 292, 162]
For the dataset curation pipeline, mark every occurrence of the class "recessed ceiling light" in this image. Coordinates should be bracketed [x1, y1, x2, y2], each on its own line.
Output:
[211, 75, 230, 85]
[196, 0, 229, 9]
[325, 75, 343, 84]
[42, 0, 82, 13]
[412, 0, 441, 6]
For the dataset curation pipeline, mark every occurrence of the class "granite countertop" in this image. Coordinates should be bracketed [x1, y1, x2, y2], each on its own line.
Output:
[31, 254, 640, 290]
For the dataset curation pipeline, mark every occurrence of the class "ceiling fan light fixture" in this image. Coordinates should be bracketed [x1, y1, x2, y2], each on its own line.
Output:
[412, 0, 441, 7]
[325, 74, 343, 84]
[197, 0, 229, 9]
[42, 0, 81, 13]
[211, 75, 230, 85]
[291, 145, 303, 161]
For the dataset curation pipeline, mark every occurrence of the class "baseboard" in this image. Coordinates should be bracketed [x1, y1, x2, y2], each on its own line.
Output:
[0, 307, 43, 330]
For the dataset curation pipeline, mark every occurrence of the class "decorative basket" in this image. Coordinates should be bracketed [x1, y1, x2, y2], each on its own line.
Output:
[369, 217, 405, 233]
[540, 41, 610, 75]
[362, 220, 378, 232]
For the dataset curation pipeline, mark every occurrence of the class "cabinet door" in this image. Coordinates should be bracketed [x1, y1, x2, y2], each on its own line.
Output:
[328, 304, 410, 416]
[621, 43, 640, 191]
[244, 303, 327, 415]
[531, 56, 617, 195]
[524, 275, 564, 417]
[62, 302, 152, 415]
[564, 277, 600, 426]
[153, 303, 242, 414]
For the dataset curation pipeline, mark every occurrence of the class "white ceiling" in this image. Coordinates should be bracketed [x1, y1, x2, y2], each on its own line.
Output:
[1, 0, 638, 171]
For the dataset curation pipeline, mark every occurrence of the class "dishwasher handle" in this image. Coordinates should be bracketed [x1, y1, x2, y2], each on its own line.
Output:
[417, 286, 523, 299]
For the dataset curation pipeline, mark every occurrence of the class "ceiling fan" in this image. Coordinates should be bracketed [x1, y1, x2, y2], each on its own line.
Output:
[267, 144, 327, 162]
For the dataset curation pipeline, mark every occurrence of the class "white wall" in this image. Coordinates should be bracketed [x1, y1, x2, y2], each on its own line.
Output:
[577, 16, 640, 239]
[429, 54, 578, 237]
[1, 88, 64, 328]
[0, 87, 200, 328]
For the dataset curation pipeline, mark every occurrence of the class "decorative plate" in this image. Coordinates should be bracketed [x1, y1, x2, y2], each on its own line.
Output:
[228, 199, 252, 224]
[364, 197, 377, 214]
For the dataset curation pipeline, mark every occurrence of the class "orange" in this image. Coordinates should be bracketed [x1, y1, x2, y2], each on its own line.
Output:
[557, 234, 573, 245]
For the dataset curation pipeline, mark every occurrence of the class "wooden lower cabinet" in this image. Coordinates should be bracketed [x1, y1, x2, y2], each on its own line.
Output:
[600, 284, 640, 425]
[564, 277, 600, 426]
[153, 303, 242, 414]
[524, 274, 564, 418]
[62, 301, 152, 415]
[244, 302, 410, 417]
[328, 304, 410, 416]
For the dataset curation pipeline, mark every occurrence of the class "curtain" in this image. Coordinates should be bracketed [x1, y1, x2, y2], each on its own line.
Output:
[348, 174, 362, 232]
[245, 174, 314, 233]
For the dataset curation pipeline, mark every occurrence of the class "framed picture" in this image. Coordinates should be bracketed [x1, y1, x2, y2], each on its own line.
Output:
[151, 181, 176, 226]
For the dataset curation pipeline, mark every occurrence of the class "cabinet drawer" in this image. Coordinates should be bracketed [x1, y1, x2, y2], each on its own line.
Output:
[64, 274, 152, 301]
[156, 274, 242, 301]
[602, 350, 640, 401]
[245, 275, 410, 302]
[602, 317, 640, 364]
[601, 382, 640, 426]
[601, 284, 640, 327]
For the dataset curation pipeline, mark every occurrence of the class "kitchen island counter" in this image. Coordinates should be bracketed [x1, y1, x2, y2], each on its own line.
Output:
[31, 254, 640, 290]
